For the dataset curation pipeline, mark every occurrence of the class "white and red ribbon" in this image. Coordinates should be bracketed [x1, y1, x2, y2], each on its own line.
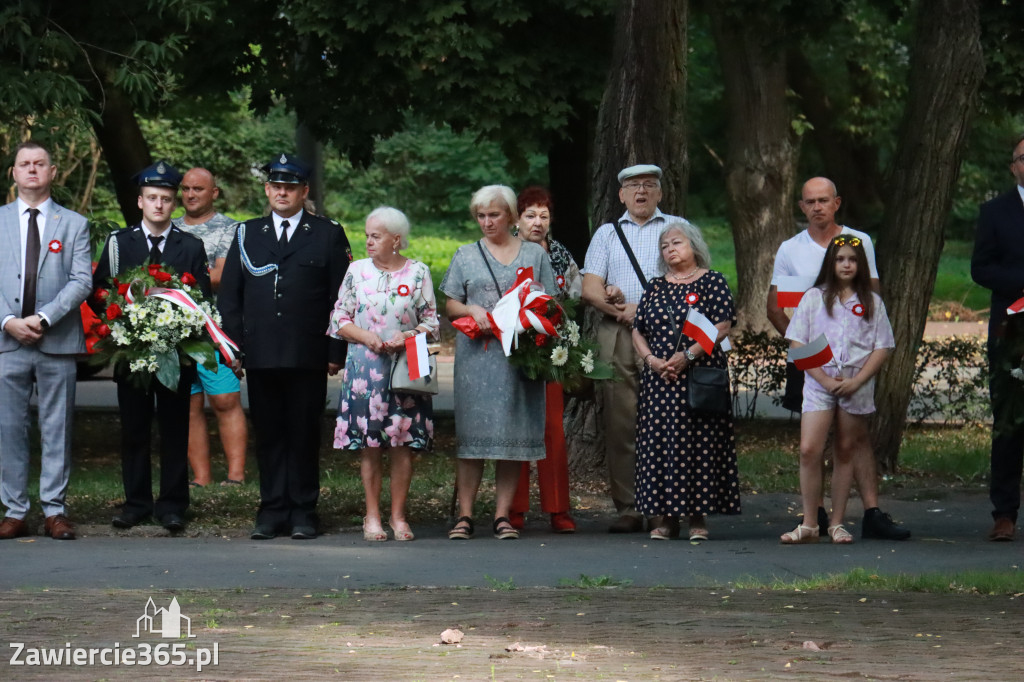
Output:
[404, 332, 430, 380]
[1008, 296, 1024, 316]
[488, 276, 560, 357]
[143, 286, 239, 363]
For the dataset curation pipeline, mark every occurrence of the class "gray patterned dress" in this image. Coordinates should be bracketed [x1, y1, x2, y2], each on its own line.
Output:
[440, 239, 556, 460]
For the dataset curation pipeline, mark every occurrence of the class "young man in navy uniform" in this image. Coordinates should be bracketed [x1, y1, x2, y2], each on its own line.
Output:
[219, 154, 351, 540]
[93, 161, 211, 532]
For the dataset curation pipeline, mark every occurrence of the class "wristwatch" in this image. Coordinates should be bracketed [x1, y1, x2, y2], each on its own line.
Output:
[39, 317, 50, 331]
[684, 348, 697, 362]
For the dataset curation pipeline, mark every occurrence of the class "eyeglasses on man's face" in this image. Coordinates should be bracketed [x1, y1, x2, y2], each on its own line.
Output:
[622, 181, 660, 191]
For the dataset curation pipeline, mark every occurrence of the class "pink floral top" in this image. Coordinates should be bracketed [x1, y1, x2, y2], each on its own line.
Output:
[786, 287, 894, 370]
[327, 258, 439, 341]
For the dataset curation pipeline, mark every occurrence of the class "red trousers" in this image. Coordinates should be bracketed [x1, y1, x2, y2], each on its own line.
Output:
[512, 381, 571, 514]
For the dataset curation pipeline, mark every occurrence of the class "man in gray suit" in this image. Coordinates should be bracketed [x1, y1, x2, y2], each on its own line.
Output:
[0, 141, 91, 540]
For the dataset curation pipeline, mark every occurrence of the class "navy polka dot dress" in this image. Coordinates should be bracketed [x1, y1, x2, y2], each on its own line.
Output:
[633, 272, 741, 518]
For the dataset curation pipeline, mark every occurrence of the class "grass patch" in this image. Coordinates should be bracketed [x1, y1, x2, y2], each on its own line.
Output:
[45, 414, 993, 529]
[483, 575, 517, 591]
[558, 574, 634, 589]
[732, 567, 1024, 595]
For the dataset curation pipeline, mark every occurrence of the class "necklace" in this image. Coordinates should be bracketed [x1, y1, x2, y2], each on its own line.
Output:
[668, 266, 700, 282]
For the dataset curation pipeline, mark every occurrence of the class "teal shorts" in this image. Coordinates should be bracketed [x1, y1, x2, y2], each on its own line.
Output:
[191, 358, 241, 396]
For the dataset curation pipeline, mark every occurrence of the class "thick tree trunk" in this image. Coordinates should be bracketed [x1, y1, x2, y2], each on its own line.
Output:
[590, 0, 688, 225]
[707, 7, 798, 332]
[567, 0, 688, 475]
[872, 0, 983, 470]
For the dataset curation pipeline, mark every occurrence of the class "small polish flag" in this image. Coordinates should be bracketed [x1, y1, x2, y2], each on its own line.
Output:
[776, 276, 817, 308]
[404, 333, 430, 381]
[788, 333, 833, 370]
[1007, 296, 1024, 316]
[683, 308, 718, 355]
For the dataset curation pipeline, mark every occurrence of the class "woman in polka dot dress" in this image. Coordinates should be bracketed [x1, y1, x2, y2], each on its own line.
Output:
[631, 222, 741, 541]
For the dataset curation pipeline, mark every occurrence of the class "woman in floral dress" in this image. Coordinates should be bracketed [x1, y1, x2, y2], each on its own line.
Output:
[328, 207, 439, 542]
[631, 222, 741, 541]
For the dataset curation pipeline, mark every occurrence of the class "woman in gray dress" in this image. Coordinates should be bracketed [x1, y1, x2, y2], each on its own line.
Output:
[440, 185, 556, 540]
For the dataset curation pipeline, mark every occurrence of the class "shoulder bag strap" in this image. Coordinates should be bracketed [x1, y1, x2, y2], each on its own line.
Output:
[612, 219, 648, 291]
[476, 241, 503, 297]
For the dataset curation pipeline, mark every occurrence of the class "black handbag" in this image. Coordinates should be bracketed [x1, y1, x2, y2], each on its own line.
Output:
[688, 366, 730, 414]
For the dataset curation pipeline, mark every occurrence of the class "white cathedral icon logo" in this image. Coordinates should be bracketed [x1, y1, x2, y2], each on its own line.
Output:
[156, 161, 166, 175]
[134, 597, 195, 639]
[279, 153, 288, 164]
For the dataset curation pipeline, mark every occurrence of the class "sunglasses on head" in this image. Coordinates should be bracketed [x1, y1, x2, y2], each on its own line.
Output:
[833, 236, 861, 247]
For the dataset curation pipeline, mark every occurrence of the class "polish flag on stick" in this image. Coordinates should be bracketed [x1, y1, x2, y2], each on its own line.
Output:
[683, 308, 719, 355]
[1007, 296, 1024, 316]
[404, 332, 430, 381]
[775, 276, 817, 308]
[788, 333, 834, 370]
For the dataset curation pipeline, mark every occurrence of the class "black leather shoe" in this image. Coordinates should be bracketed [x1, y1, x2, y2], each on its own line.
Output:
[291, 525, 317, 540]
[251, 524, 278, 540]
[161, 514, 186, 532]
[111, 512, 148, 529]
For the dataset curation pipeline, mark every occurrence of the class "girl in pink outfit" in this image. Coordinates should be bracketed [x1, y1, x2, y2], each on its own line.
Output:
[781, 236, 895, 544]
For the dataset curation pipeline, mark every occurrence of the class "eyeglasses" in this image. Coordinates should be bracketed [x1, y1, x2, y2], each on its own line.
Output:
[1013, 154, 1024, 165]
[622, 181, 660, 191]
[833, 236, 861, 247]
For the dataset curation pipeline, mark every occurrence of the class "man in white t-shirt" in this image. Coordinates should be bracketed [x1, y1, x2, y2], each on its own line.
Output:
[766, 176, 909, 541]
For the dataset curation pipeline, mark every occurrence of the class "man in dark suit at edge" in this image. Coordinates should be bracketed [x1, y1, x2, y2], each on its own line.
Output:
[218, 154, 351, 540]
[93, 160, 212, 532]
[972, 134, 1024, 542]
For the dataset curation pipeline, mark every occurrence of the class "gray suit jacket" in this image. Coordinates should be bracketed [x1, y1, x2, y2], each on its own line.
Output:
[0, 199, 92, 355]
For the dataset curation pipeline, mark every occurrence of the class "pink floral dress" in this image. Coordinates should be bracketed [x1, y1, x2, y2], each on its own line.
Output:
[327, 258, 439, 451]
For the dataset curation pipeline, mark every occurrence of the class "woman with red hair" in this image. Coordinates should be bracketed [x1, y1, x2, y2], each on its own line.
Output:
[509, 186, 581, 533]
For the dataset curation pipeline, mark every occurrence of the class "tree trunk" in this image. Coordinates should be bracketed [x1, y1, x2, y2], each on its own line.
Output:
[706, 5, 799, 332]
[590, 0, 688, 226]
[548, 108, 594, 266]
[872, 0, 983, 470]
[83, 63, 150, 226]
[567, 0, 688, 475]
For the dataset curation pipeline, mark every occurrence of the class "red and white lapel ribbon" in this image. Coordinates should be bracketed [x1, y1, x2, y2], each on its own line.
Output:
[404, 333, 430, 380]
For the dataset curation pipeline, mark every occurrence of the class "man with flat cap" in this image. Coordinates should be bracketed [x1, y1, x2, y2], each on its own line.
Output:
[581, 164, 689, 533]
[93, 160, 211, 532]
[219, 154, 351, 540]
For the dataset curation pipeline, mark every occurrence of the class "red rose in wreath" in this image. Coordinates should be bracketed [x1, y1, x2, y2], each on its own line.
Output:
[95, 288, 109, 301]
[148, 263, 163, 276]
[48, 239, 62, 253]
[685, 292, 700, 306]
[96, 323, 111, 338]
[153, 271, 172, 283]
[117, 283, 130, 296]
[397, 284, 411, 296]
[852, 303, 865, 317]
[181, 272, 197, 286]
[106, 303, 123, 321]
[535, 334, 548, 347]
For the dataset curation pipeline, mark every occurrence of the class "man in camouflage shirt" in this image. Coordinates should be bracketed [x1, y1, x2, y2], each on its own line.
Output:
[172, 168, 248, 488]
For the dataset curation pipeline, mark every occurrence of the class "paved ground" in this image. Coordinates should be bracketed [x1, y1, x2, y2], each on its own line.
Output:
[0, 491, 1012, 592]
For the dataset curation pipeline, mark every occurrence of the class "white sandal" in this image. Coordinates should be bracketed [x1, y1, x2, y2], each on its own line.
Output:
[828, 524, 854, 544]
[780, 524, 819, 544]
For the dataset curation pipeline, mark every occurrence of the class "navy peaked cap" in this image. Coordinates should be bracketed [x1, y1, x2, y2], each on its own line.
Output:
[133, 160, 183, 188]
[260, 153, 311, 184]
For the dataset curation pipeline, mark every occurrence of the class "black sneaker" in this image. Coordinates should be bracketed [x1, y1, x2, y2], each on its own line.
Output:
[862, 508, 911, 541]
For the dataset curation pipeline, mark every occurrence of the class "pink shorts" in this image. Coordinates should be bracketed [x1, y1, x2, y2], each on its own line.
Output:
[802, 366, 876, 415]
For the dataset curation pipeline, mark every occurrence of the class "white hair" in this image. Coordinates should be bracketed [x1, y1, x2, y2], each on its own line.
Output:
[366, 206, 411, 249]
[469, 185, 519, 224]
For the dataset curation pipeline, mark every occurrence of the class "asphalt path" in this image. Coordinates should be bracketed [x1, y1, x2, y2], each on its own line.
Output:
[0, 492, 1013, 591]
